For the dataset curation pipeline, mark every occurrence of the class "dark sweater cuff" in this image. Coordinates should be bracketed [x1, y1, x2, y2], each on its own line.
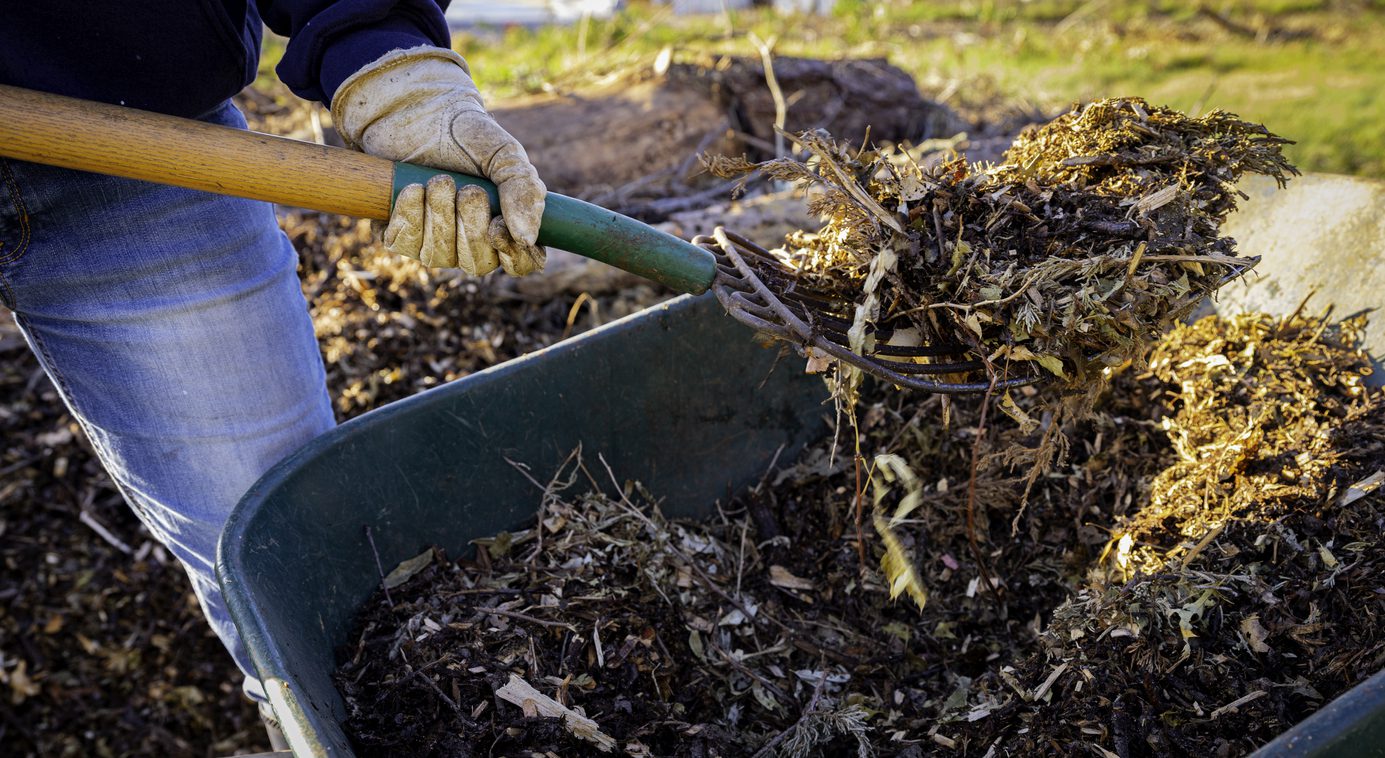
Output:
[277, 5, 450, 106]
[318, 18, 447, 104]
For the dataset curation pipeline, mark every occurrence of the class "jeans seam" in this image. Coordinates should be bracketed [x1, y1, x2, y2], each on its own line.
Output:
[13, 311, 153, 524]
[0, 159, 33, 308]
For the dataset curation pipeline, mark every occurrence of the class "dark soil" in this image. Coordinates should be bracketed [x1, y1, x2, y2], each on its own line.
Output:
[0, 344, 268, 756]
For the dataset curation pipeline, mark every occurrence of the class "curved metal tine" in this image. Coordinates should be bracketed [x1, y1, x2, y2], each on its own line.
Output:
[704, 229, 1047, 393]
[872, 357, 984, 376]
[723, 251, 976, 362]
[768, 295, 977, 366]
[733, 259, 977, 359]
[834, 343, 1042, 394]
[871, 343, 973, 358]
[708, 236, 845, 362]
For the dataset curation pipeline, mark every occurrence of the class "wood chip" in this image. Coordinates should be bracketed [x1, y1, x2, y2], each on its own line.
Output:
[769, 565, 815, 591]
[495, 674, 617, 752]
[1338, 470, 1385, 507]
[1031, 662, 1069, 701]
[1209, 689, 1267, 719]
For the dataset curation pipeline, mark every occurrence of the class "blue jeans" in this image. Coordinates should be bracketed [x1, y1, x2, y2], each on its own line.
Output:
[0, 101, 336, 700]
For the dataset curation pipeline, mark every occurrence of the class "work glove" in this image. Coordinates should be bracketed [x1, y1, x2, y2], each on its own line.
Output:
[332, 46, 547, 276]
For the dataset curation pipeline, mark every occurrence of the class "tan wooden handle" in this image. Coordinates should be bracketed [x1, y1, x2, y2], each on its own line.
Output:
[0, 84, 394, 220]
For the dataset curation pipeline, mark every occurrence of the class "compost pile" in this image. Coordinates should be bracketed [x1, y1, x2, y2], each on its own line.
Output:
[336, 305, 1384, 756]
[709, 98, 1297, 393]
[965, 309, 1385, 756]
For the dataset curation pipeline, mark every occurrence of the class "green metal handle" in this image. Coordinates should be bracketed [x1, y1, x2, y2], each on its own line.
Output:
[392, 163, 717, 295]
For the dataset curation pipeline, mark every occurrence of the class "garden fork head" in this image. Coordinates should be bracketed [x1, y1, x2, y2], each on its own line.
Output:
[699, 227, 1255, 395]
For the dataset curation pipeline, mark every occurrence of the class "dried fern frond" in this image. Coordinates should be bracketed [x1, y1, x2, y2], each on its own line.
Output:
[870, 454, 928, 610]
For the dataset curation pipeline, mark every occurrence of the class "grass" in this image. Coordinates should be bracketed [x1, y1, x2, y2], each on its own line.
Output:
[433, 0, 1385, 178]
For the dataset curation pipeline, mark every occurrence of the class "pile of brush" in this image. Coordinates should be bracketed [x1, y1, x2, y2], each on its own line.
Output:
[710, 97, 1298, 399]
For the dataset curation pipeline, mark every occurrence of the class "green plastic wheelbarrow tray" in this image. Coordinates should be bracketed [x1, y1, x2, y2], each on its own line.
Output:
[218, 174, 1385, 757]
[218, 292, 832, 756]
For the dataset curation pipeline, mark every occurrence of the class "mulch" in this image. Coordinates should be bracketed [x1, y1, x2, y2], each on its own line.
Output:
[333, 309, 1385, 757]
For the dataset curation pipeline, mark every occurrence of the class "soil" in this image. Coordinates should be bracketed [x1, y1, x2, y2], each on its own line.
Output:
[333, 309, 1385, 757]
[493, 54, 968, 221]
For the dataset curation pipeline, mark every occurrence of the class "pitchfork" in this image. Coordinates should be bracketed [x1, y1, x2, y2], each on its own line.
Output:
[0, 84, 1181, 394]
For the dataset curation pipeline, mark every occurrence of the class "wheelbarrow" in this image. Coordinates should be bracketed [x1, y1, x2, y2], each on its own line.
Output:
[215, 173, 1385, 756]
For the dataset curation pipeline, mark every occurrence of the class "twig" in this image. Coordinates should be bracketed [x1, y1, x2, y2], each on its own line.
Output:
[79, 510, 132, 555]
[504, 456, 548, 493]
[1197, 6, 1268, 41]
[0, 455, 41, 478]
[403, 661, 463, 715]
[853, 452, 867, 568]
[364, 526, 394, 608]
[749, 33, 788, 162]
[620, 177, 746, 218]
[735, 519, 749, 598]
[965, 370, 1003, 607]
[483, 607, 579, 632]
[1209, 689, 1267, 719]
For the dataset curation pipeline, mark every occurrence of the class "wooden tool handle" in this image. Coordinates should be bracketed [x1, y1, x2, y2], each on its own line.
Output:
[0, 84, 719, 294]
[0, 84, 395, 220]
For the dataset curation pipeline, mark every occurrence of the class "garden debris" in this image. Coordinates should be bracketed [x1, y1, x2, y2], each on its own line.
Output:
[0, 328, 269, 755]
[708, 97, 1298, 399]
[964, 309, 1385, 755]
[336, 308, 1383, 757]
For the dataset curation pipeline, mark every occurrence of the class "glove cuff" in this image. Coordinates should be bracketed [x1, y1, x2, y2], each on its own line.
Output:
[331, 45, 475, 152]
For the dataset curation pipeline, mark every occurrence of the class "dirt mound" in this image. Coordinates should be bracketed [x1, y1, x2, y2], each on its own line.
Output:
[493, 54, 964, 215]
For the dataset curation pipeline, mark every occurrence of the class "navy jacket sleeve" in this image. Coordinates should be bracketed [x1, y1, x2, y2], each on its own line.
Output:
[258, 0, 452, 106]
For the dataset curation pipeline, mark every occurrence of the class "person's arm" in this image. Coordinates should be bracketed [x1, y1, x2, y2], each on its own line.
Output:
[259, 1, 546, 277]
[256, 0, 450, 106]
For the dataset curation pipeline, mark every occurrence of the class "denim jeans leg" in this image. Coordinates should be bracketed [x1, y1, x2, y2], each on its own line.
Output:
[0, 102, 337, 700]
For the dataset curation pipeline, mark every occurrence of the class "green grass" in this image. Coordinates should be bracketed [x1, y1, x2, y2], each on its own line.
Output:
[444, 0, 1385, 178]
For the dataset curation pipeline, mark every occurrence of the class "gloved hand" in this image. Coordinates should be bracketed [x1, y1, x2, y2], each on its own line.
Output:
[332, 46, 546, 276]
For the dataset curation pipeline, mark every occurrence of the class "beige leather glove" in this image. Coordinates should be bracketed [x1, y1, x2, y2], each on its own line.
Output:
[332, 46, 546, 276]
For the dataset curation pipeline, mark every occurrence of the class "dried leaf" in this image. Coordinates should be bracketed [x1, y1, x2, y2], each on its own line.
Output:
[873, 511, 928, 610]
[382, 549, 434, 590]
